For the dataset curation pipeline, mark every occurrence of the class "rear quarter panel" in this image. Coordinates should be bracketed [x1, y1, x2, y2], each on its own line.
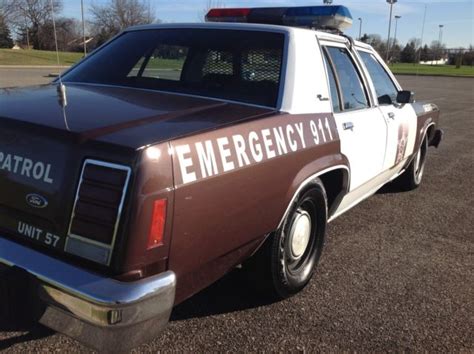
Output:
[168, 112, 346, 303]
[412, 102, 441, 153]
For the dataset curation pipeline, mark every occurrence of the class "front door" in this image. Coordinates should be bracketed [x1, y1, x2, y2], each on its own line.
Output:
[357, 50, 417, 171]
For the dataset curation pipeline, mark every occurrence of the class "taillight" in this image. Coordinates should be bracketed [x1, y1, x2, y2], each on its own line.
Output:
[147, 199, 167, 250]
[65, 159, 131, 265]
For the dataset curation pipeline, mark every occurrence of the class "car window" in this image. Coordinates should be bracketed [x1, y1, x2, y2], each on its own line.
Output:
[62, 29, 284, 108]
[322, 50, 341, 113]
[358, 51, 398, 105]
[325, 46, 369, 111]
[129, 44, 187, 81]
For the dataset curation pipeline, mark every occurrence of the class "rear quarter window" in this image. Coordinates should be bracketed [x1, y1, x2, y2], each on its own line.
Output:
[325, 46, 369, 111]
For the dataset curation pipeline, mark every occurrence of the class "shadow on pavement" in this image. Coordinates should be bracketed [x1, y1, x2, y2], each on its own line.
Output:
[376, 182, 408, 195]
[0, 267, 54, 350]
[0, 321, 53, 351]
[171, 268, 277, 322]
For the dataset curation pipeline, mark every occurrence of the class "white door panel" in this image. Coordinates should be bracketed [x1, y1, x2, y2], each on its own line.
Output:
[335, 107, 387, 191]
[379, 104, 417, 171]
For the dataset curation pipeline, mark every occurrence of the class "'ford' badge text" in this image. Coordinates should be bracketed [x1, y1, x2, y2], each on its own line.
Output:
[26, 194, 48, 209]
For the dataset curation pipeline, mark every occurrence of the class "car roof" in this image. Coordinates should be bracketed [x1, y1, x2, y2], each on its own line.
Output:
[125, 22, 374, 53]
[126, 22, 294, 34]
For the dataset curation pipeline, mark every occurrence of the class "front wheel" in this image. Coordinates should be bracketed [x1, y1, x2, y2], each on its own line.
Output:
[246, 179, 327, 300]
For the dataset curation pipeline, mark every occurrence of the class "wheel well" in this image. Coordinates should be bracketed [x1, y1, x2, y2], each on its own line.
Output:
[426, 125, 436, 144]
[319, 169, 348, 217]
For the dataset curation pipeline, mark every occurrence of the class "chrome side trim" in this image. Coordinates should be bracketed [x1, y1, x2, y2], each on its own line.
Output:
[328, 178, 387, 223]
[65, 159, 132, 266]
[277, 165, 350, 229]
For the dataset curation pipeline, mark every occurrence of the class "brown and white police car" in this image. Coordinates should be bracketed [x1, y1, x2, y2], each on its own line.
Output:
[0, 5, 443, 350]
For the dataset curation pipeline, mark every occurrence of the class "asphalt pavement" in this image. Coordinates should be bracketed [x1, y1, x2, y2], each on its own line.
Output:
[0, 74, 473, 352]
[0, 67, 57, 88]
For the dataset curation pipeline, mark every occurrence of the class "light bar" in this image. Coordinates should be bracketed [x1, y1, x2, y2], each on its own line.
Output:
[206, 5, 353, 32]
[284, 6, 353, 30]
[206, 8, 251, 23]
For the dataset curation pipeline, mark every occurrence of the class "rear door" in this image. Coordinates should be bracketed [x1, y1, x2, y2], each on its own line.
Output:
[321, 43, 387, 193]
[356, 49, 417, 171]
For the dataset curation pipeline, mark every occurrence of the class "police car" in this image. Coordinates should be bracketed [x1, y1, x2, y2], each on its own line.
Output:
[0, 5, 443, 350]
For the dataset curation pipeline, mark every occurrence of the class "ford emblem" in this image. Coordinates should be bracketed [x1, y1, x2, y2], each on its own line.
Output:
[26, 194, 49, 209]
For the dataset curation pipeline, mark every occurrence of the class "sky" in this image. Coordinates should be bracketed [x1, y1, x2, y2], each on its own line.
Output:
[62, 0, 474, 48]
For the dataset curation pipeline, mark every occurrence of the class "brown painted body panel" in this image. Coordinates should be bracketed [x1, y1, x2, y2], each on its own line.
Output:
[0, 116, 137, 273]
[413, 102, 441, 156]
[0, 84, 275, 149]
[167, 112, 346, 303]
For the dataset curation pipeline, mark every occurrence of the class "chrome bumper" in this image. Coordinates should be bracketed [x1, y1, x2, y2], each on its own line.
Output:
[0, 237, 176, 351]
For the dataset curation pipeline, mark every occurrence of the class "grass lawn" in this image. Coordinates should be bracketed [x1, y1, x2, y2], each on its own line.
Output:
[0, 49, 83, 66]
[389, 63, 474, 77]
[2, 49, 473, 78]
[0, 49, 185, 70]
[146, 57, 185, 70]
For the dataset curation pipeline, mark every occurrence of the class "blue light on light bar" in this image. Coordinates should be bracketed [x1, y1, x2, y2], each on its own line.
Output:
[283, 6, 353, 30]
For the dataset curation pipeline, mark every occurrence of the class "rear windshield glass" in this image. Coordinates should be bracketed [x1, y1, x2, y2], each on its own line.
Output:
[63, 29, 285, 107]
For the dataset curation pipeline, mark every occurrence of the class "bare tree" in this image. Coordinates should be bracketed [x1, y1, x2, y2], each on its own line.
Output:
[0, 0, 16, 20]
[429, 40, 446, 61]
[0, 13, 14, 48]
[361, 34, 387, 58]
[2, 0, 62, 49]
[90, 0, 155, 46]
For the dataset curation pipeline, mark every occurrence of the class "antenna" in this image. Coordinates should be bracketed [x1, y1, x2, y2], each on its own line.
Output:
[50, 0, 70, 130]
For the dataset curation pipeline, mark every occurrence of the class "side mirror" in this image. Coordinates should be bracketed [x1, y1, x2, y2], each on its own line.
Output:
[397, 90, 415, 104]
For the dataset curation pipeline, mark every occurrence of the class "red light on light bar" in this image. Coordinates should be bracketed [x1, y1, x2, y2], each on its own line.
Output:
[206, 8, 251, 22]
[147, 199, 167, 250]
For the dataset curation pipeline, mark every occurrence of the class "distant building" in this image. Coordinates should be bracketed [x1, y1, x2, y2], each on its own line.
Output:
[12, 44, 21, 50]
[419, 58, 449, 65]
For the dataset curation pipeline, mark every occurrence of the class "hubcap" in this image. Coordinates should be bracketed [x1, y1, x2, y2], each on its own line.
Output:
[414, 142, 425, 183]
[415, 148, 422, 173]
[289, 210, 312, 259]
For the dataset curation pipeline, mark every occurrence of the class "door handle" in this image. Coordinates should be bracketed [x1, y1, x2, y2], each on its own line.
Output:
[343, 122, 354, 131]
[388, 112, 396, 120]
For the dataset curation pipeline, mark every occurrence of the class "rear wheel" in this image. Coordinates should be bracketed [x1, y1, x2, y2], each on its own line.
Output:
[246, 179, 327, 299]
[395, 136, 428, 191]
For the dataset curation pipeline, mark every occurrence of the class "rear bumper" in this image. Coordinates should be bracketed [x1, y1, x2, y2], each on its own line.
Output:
[0, 237, 176, 351]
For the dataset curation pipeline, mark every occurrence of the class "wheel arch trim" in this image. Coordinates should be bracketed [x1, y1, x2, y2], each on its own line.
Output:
[405, 121, 435, 169]
[277, 164, 350, 230]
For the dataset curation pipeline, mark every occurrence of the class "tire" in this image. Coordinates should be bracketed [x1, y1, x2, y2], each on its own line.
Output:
[395, 136, 428, 191]
[246, 178, 328, 300]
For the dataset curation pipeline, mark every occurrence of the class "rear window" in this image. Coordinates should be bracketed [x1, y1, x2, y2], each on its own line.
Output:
[63, 29, 285, 107]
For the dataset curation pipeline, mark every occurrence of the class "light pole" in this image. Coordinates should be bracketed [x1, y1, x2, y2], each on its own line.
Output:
[358, 17, 363, 40]
[386, 0, 397, 61]
[437, 24, 444, 62]
[81, 0, 87, 56]
[393, 15, 401, 49]
[438, 24, 444, 44]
